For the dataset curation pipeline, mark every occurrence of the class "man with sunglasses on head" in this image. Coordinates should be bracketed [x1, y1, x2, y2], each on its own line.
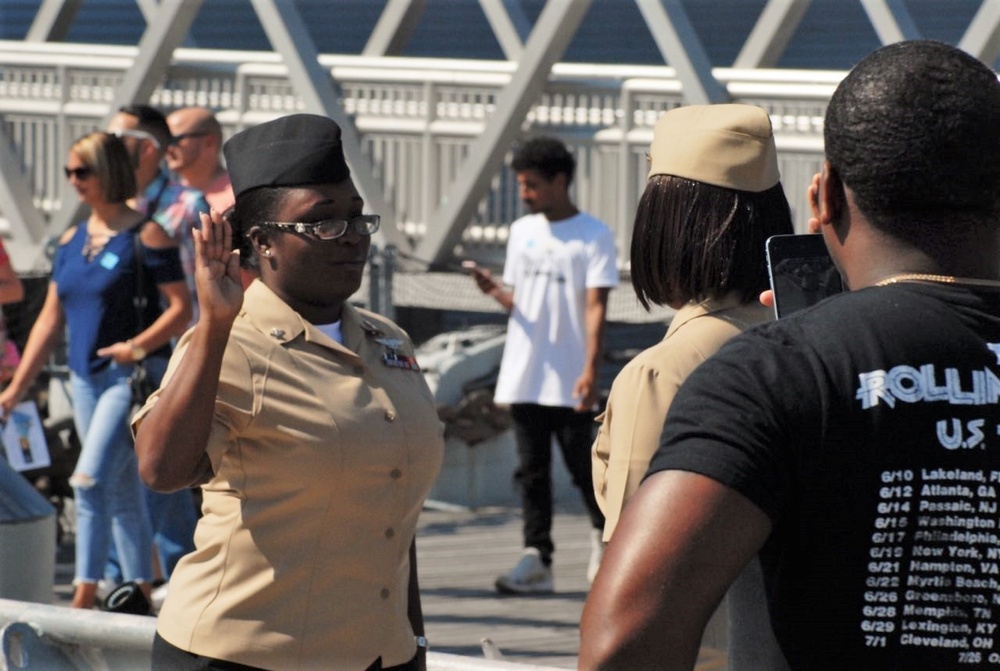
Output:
[108, 104, 209, 326]
[166, 106, 234, 214]
[104, 104, 205, 610]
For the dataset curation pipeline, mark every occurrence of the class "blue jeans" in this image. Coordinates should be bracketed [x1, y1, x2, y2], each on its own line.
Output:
[103, 356, 197, 583]
[69, 360, 153, 584]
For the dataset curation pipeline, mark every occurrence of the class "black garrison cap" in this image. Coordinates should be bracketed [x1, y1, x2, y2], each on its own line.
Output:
[224, 113, 351, 197]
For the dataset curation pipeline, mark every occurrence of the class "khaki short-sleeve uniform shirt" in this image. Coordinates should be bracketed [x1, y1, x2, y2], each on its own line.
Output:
[144, 282, 444, 671]
[592, 295, 770, 540]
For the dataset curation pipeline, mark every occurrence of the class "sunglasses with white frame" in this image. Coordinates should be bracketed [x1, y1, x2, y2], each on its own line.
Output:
[110, 128, 162, 150]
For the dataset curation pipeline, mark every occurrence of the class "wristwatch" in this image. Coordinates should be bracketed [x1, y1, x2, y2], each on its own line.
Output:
[415, 635, 429, 652]
[127, 339, 147, 361]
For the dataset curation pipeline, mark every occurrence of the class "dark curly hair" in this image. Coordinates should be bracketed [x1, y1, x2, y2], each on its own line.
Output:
[630, 177, 793, 308]
[824, 40, 1000, 241]
[511, 136, 576, 186]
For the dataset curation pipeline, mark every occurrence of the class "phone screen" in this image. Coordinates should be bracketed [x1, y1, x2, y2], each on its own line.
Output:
[766, 234, 843, 318]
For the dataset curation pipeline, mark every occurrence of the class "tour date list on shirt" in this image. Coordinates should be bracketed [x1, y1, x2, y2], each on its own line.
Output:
[859, 353, 1000, 665]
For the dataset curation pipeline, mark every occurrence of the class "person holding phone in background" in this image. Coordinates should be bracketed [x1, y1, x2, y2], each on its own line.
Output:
[581, 40, 1000, 670]
[590, 104, 793, 669]
[467, 136, 617, 593]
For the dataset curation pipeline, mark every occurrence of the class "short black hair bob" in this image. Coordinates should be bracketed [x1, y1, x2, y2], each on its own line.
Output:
[630, 176, 794, 309]
[510, 136, 576, 186]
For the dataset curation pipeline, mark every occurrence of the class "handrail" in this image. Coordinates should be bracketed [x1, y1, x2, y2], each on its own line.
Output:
[0, 39, 831, 279]
[0, 598, 566, 671]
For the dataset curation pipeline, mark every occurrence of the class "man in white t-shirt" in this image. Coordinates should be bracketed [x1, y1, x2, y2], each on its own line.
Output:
[468, 136, 618, 593]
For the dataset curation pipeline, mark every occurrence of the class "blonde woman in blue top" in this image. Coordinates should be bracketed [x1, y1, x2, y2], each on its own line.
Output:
[0, 131, 192, 609]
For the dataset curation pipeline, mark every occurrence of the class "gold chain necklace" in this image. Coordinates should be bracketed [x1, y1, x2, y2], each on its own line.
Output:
[875, 273, 1000, 288]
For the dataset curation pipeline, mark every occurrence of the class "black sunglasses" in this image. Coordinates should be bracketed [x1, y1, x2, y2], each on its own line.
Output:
[169, 132, 209, 145]
[64, 166, 93, 180]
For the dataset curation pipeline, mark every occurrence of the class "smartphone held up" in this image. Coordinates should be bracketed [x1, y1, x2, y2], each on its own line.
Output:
[766, 234, 843, 318]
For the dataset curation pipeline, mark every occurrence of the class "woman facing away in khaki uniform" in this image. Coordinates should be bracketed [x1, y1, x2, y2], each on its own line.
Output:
[133, 114, 443, 671]
[590, 104, 795, 670]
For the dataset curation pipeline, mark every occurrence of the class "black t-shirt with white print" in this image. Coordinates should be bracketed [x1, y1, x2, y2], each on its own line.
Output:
[649, 282, 1000, 670]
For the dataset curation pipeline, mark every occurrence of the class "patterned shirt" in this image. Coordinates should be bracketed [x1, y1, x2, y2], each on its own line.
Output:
[136, 168, 209, 323]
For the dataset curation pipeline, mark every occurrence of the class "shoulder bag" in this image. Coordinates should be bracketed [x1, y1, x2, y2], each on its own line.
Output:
[129, 224, 158, 414]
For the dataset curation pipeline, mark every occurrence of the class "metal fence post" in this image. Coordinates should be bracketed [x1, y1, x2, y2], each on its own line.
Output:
[381, 244, 396, 323]
[368, 245, 382, 315]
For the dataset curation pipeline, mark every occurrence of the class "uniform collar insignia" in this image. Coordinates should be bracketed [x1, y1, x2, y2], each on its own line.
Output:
[360, 320, 384, 337]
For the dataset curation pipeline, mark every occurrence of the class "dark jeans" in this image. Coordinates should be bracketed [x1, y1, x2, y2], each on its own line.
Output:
[510, 403, 605, 564]
[152, 632, 418, 671]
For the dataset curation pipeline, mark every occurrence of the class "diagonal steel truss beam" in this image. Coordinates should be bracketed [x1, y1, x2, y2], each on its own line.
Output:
[24, 0, 83, 42]
[859, 0, 922, 44]
[0, 129, 49, 272]
[478, 0, 532, 60]
[959, 0, 1000, 66]
[415, 0, 593, 266]
[734, 0, 812, 68]
[362, 0, 427, 57]
[634, 0, 729, 105]
[250, 0, 404, 249]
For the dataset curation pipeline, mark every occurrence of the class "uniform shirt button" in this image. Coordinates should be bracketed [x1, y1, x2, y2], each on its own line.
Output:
[390, 468, 402, 479]
[381, 588, 391, 599]
[385, 527, 395, 539]
[384, 410, 396, 422]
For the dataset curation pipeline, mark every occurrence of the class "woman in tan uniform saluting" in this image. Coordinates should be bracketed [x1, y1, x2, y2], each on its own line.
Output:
[134, 114, 443, 671]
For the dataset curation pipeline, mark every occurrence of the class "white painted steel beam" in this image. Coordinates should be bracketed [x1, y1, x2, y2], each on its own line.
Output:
[733, 0, 812, 69]
[24, 0, 82, 42]
[634, 0, 729, 105]
[479, 0, 532, 60]
[363, 0, 427, 57]
[415, 0, 594, 266]
[959, 0, 1000, 65]
[859, 0, 922, 44]
[136, 0, 162, 23]
[0, 131, 49, 273]
[250, 0, 404, 250]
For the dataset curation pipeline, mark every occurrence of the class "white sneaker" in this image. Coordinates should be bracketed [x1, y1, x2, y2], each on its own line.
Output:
[587, 528, 605, 584]
[495, 548, 554, 594]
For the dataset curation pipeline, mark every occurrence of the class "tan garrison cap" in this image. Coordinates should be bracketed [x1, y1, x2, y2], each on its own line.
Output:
[647, 104, 780, 192]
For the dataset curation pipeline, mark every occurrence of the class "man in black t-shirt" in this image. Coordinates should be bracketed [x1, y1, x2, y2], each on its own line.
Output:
[580, 41, 1000, 671]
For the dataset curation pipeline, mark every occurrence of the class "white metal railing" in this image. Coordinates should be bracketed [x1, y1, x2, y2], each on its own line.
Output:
[0, 598, 565, 671]
[0, 41, 836, 269]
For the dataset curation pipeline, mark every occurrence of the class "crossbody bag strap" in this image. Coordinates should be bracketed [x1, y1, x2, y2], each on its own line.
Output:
[133, 222, 148, 336]
[144, 176, 169, 219]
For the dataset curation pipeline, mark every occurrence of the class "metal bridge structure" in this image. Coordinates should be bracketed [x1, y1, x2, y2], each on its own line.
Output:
[1, 3, 1000, 668]
[1, 0, 1000, 313]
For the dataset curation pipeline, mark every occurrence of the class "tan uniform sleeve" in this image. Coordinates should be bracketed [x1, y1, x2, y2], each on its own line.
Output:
[593, 359, 681, 541]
